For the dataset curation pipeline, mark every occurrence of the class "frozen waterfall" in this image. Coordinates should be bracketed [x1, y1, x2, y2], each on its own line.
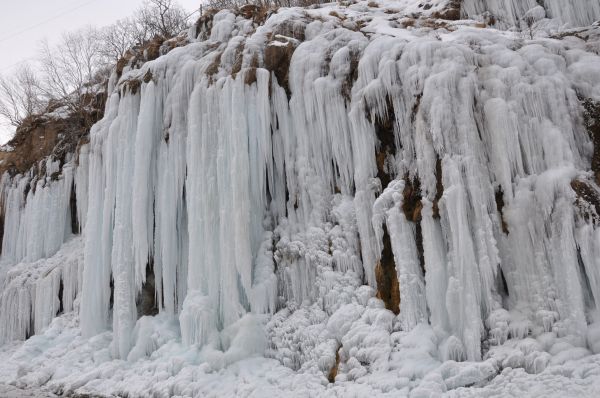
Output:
[0, 0, 599, 384]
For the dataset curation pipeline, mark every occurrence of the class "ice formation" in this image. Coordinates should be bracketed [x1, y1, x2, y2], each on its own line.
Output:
[462, 0, 600, 28]
[1, 157, 79, 264]
[1, 0, 600, 396]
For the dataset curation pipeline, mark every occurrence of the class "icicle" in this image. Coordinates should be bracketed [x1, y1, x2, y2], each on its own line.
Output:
[421, 199, 450, 334]
[576, 223, 600, 312]
[462, 0, 600, 28]
[132, 80, 161, 294]
[0, 161, 74, 264]
[0, 237, 83, 344]
[80, 91, 121, 341]
[75, 145, 89, 232]
[33, 267, 61, 335]
[183, 70, 274, 343]
[6, 4, 597, 375]
[154, 65, 190, 315]
[439, 158, 485, 361]
[372, 180, 428, 330]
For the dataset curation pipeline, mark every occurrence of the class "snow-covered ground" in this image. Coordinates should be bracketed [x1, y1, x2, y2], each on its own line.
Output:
[0, 385, 56, 398]
[1, 0, 600, 396]
[1, 304, 600, 397]
[0, 384, 56, 398]
[1, 315, 600, 397]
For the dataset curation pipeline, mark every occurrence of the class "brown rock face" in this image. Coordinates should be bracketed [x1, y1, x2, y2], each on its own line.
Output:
[571, 179, 600, 221]
[123, 79, 142, 95]
[582, 98, 600, 185]
[402, 176, 426, 274]
[327, 348, 341, 383]
[0, 79, 108, 178]
[240, 4, 260, 19]
[402, 177, 422, 223]
[116, 35, 189, 80]
[375, 225, 400, 314]
[495, 187, 509, 234]
[116, 52, 133, 79]
[0, 118, 59, 177]
[340, 48, 360, 103]
[0, 115, 88, 178]
[264, 38, 298, 97]
[137, 262, 159, 318]
[432, 0, 461, 20]
[145, 36, 164, 62]
[143, 70, 154, 83]
[70, 182, 79, 234]
[373, 96, 396, 190]
[194, 9, 218, 41]
[371, 93, 437, 297]
[431, 157, 443, 219]
[371, 98, 401, 315]
[571, 98, 600, 221]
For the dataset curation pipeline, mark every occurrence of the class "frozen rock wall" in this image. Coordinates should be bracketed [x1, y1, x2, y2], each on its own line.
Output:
[0, 0, 599, 392]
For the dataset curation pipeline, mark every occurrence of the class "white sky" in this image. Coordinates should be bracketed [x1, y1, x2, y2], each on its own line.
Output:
[0, 0, 201, 144]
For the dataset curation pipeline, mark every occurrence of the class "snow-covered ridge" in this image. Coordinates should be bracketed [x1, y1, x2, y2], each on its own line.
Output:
[0, 0, 600, 396]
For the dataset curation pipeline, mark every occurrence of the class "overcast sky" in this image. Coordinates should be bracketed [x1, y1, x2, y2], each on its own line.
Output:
[0, 0, 201, 144]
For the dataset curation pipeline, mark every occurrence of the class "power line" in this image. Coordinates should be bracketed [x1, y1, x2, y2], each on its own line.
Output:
[184, 8, 201, 20]
[0, 0, 83, 36]
[0, 0, 200, 73]
[0, 0, 100, 44]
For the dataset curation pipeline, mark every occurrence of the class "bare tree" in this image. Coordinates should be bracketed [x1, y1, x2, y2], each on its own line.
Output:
[39, 26, 109, 125]
[0, 1, 193, 132]
[204, 0, 242, 9]
[100, 1, 190, 64]
[99, 18, 142, 62]
[202, 0, 322, 12]
[136, 0, 189, 39]
[0, 64, 44, 127]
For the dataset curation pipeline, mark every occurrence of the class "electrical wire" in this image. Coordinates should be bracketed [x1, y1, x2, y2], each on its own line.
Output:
[0, 0, 100, 44]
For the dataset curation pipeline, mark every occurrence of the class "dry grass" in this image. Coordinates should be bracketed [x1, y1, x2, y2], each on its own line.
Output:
[329, 10, 346, 20]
